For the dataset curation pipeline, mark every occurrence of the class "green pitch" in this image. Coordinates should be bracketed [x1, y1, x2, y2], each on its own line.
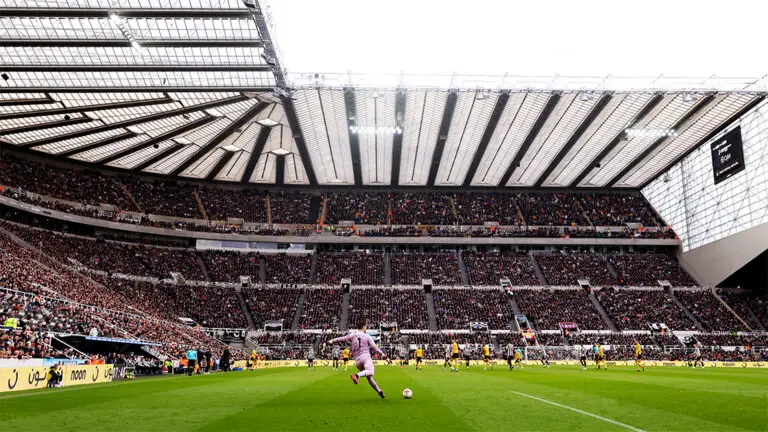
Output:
[1, 365, 766, 431]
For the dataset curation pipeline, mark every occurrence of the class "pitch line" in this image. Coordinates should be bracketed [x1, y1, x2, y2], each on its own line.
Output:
[509, 390, 645, 432]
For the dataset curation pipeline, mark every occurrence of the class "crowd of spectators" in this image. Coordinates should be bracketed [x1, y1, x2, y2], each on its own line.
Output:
[720, 291, 765, 330]
[390, 193, 455, 225]
[5, 223, 205, 280]
[348, 289, 428, 329]
[536, 253, 616, 286]
[513, 289, 607, 330]
[299, 289, 342, 330]
[198, 188, 266, 222]
[568, 333, 657, 346]
[516, 193, 586, 226]
[1, 327, 66, 359]
[675, 291, 746, 331]
[200, 250, 261, 282]
[313, 252, 384, 286]
[122, 178, 200, 219]
[0, 153, 135, 209]
[578, 193, 659, 226]
[433, 289, 511, 329]
[390, 253, 461, 286]
[453, 193, 522, 225]
[464, 251, 539, 285]
[264, 254, 312, 285]
[270, 192, 313, 224]
[242, 288, 300, 329]
[596, 288, 697, 330]
[608, 254, 696, 287]
[694, 334, 768, 347]
[324, 192, 389, 224]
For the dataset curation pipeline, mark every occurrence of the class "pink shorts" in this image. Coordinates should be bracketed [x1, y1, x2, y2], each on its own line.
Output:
[355, 358, 374, 374]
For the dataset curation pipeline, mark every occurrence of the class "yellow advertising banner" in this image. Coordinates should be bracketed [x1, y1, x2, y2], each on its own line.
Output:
[0, 366, 52, 393]
[61, 364, 114, 387]
[0, 364, 114, 393]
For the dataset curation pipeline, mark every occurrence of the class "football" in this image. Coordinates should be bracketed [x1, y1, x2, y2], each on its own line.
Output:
[402, 388, 413, 399]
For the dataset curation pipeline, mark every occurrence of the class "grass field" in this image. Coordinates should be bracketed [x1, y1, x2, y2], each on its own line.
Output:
[1, 365, 766, 431]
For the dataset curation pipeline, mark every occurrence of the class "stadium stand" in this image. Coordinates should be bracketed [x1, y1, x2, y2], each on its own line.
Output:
[299, 288, 343, 330]
[513, 288, 607, 330]
[675, 290, 747, 331]
[198, 188, 266, 222]
[269, 192, 313, 224]
[313, 252, 384, 286]
[324, 192, 389, 224]
[577, 193, 659, 226]
[463, 251, 540, 286]
[390, 252, 461, 286]
[264, 254, 312, 285]
[348, 288, 428, 329]
[242, 288, 300, 329]
[608, 253, 696, 286]
[535, 253, 616, 286]
[390, 192, 455, 225]
[452, 193, 522, 225]
[596, 288, 698, 330]
[516, 193, 586, 226]
[432, 289, 511, 329]
[200, 250, 260, 282]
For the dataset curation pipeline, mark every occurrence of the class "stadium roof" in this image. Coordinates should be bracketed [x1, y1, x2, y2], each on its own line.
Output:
[0, 1, 765, 189]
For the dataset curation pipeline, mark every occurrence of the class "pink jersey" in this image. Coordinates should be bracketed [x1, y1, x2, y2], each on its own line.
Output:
[330, 331, 384, 362]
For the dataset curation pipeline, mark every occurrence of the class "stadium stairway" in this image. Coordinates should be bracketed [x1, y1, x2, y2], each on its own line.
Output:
[713, 290, 754, 331]
[384, 252, 392, 286]
[196, 254, 213, 282]
[602, 254, 619, 279]
[308, 195, 322, 224]
[119, 182, 142, 212]
[506, 296, 530, 331]
[308, 253, 318, 284]
[339, 291, 351, 331]
[425, 292, 439, 331]
[514, 200, 525, 225]
[529, 253, 548, 285]
[743, 304, 767, 331]
[290, 290, 307, 331]
[265, 194, 272, 225]
[588, 290, 618, 331]
[235, 289, 257, 330]
[259, 258, 266, 284]
[667, 288, 706, 331]
[192, 191, 208, 221]
[319, 196, 328, 225]
[575, 199, 593, 226]
[457, 251, 470, 286]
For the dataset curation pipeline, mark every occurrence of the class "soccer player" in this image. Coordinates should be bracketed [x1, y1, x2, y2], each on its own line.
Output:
[415, 345, 424, 370]
[514, 347, 523, 369]
[540, 349, 551, 368]
[307, 347, 315, 370]
[693, 344, 704, 369]
[450, 339, 461, 372]
[328, 323, 389, 399]
[250, 348, 258, 370]
[332, 345, 340, 371]
[463, 343, 472, 370]
[342, 347, 350, 371]
[482, 343, 492, 371]
[596, 341, 607, 370]
[505, 343, 514, 371]
[634, 340, 645, 372]
[578, 345, 587, 370]
[186, 348, 197, 376]
[398, 345, 407, 368]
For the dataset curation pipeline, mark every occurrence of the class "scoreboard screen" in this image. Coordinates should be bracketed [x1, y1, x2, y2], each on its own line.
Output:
[711, 126, 745, 185]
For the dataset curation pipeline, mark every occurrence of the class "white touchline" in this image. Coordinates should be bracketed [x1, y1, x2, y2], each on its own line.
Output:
[510, 390, 646, 432]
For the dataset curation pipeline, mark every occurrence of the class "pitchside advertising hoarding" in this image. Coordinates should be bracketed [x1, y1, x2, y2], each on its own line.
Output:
[711, 126, 746, 185]
[0, 364, 113, 393]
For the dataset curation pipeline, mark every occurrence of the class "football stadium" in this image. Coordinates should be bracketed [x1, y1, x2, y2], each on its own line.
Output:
[0, 1, 767, 431]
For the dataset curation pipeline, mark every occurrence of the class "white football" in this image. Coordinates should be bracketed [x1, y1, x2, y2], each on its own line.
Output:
[402, 388, 413, 399]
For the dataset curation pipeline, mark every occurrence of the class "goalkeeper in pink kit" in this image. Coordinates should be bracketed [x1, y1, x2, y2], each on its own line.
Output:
[328, 323, 389, 398]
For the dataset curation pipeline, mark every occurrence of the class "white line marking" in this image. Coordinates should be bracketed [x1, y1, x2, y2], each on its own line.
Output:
[510, 390, 645, 432]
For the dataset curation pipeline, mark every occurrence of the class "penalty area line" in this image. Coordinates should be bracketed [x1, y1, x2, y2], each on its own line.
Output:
[509, 390, 645, 432]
